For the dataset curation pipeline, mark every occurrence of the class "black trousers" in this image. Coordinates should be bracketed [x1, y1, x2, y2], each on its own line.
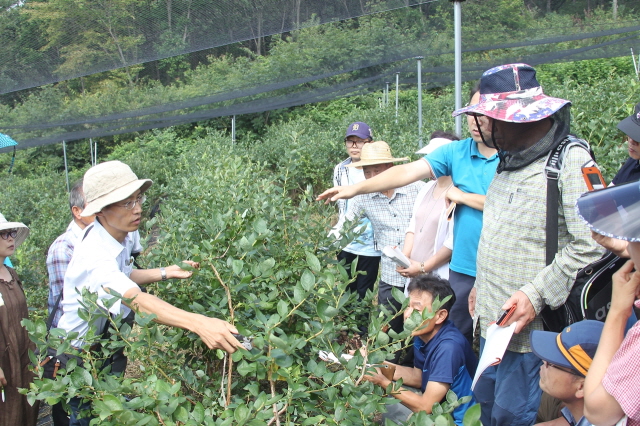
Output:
[337, 250, 380, 332]
[378, 280, 407, 363]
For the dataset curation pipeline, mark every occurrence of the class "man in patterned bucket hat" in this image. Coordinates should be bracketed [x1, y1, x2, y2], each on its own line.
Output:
[451, 64, 603, 426]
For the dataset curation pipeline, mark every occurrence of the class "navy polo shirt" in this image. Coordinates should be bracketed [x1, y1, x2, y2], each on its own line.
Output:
[413, 320, 478, 426]
[612, 157, 640, 186]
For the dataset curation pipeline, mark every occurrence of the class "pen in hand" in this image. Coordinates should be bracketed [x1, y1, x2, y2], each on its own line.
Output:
[1, 386, 4, 402]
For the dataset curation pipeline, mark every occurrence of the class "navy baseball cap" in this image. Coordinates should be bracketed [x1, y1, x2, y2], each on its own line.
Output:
[345, 122, 373, 140]
[576, 179, 640, 242]
[531, 320, 603, 377]
[617, 102, 640, 142]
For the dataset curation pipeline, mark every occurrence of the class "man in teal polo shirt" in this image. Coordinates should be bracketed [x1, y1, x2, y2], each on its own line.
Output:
[318, 84, 497, 343]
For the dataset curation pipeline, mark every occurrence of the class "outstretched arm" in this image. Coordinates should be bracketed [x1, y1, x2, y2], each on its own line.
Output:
[317, 159, 433, 202]
[129, 260, 199, 285]
[121, 286, 240, 353]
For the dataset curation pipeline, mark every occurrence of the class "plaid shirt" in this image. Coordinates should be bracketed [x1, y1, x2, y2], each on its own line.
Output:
[338, 181, 425, 288]
[46, 221, 84, 328]
[603, 320, 640, 425]
[476, 143, 603, 353]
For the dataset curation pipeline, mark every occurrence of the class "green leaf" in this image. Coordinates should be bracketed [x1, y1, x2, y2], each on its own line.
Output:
[434, 414, 454, 426]
[316, 300, 339, 320]
[300, 269, 315, 291]
[376, 330, 389, 346]
[293, 285, 305, 304]
[462, 404, 482, 426]
[102, 394, 123, 412]
[305, 251, 321, 272]
[334, 404, 345, 422]
[268, 334, 288, 349]
[232, 259, 245, 275]
[174, 405, 190, 423]
[277, 300, 289, 317]
[432, 402, 444, 416]
[234, 404, 250, 424]
[391, 286, 406, 304]
[237, 360, 256, 376]
[81, 368, 93, 386]
[260, 257, 275, 273]
[253, 218, 268, 234]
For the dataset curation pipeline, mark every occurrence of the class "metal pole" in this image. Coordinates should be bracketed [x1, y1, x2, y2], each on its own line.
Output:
[632, 48, 639, 79]
[395, 72, 400, 124]
[62, 140, 70, 192]
[94, 142, 97, 164]
[385, 81, 390, 107]
[416, 56, 424, 148]
[89, 138, 94, 165]
[453, 0, 463, 136]
[232, 115, 236, 144]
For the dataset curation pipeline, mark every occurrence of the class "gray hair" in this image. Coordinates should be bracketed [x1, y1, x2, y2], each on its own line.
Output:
[69, 179, 86, 213]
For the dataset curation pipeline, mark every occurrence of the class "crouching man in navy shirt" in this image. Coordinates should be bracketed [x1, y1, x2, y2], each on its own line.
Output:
[364, 274, 477, 425]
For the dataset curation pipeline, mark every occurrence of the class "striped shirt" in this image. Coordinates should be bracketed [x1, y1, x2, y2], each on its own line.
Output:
[339, 180, 425, 288]
[476, 144, 603, 353]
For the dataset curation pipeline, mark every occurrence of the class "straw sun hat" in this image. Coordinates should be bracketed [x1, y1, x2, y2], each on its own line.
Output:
[346, 141, 408, 169]
[0, 213, 29, 249]
[81, 161, 153, 217]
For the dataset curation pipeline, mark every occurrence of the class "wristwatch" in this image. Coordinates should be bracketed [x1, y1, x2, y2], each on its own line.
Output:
[419, 262, 425, 274]
[160, 267, 167, 281]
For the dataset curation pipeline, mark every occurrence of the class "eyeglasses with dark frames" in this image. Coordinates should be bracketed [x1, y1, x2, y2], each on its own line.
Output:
[117, 194, 147, 210]
[544, 360, 580, 376]
[0, 230, 18, 240]
[344, 138, 372, 148]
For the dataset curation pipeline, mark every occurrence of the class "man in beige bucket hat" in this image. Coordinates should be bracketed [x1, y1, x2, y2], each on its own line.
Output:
[55, 161, 240, 426]
[331, 141, 424, 353]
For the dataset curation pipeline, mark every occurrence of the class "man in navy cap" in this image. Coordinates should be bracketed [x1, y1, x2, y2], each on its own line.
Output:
[331, 122, 381, 334]
[531, 320, 604, 426]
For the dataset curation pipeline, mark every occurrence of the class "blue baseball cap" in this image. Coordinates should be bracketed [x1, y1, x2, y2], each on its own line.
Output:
[531, 320, 603, 377]
[345, 122, 373, 140]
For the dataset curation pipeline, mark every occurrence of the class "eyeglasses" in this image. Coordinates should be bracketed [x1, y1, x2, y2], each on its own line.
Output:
[543, 360, 580, 376]
[117, 194, 146, 210]
[344, 138, 371, 148]
[0, 230, 18, 240]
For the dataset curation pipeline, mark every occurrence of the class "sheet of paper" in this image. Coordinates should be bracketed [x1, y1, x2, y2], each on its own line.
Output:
[382, 245, 411, 268]
[471, 322, 517, 390]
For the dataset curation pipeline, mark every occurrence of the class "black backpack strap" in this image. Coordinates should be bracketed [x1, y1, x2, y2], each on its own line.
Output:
[544, 136, 594, 265]
[46, 291, 64, 331]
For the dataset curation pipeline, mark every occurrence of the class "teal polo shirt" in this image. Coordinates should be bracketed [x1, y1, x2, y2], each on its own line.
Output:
[424, 137, 498, 277]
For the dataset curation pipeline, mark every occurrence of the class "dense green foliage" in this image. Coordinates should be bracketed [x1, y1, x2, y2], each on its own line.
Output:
[14, 129, 478, 425]
[0, 1, 638, 422]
